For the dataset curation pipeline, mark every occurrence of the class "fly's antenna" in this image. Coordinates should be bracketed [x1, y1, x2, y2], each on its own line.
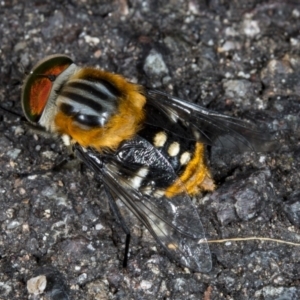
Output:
[0, 104, 26, 121]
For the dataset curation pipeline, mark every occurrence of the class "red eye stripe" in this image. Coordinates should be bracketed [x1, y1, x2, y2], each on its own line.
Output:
[29, 64, 70, 116]
[29, 77, 51, 116]
[22, 54, 74, 124]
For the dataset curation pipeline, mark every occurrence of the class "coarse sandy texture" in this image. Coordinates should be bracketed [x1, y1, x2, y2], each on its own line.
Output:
[1, 1, 300, 299]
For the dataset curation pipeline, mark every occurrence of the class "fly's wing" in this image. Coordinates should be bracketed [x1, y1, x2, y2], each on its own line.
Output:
[73, 139, 212, 272]
[145, 89, 277, 153]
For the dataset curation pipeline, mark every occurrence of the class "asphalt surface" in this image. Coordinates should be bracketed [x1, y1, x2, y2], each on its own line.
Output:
[1, 1, 300, 299]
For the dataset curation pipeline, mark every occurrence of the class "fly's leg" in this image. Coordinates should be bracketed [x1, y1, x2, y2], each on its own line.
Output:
[16, 154, 77, 178]
[104, 185, 131, 268]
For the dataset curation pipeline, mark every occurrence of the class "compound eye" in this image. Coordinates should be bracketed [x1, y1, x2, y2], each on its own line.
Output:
[21, 54, 73, 124]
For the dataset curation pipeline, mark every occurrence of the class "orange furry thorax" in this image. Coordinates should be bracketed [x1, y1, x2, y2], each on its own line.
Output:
[54, 68, 146, 151]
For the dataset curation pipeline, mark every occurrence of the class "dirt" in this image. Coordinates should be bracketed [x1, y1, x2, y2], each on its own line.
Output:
[1, 1, 300, 299]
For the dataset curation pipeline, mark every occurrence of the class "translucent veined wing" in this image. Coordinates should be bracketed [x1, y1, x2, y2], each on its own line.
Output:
[73, 137, 212, 272]
[145, 89, 277, 153]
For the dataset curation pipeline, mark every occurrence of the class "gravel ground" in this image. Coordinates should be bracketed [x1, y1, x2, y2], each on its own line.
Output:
[1, 1, 300, 299]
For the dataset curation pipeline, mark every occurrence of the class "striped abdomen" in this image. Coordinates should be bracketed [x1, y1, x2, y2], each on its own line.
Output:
[138, 125, 215, 196]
